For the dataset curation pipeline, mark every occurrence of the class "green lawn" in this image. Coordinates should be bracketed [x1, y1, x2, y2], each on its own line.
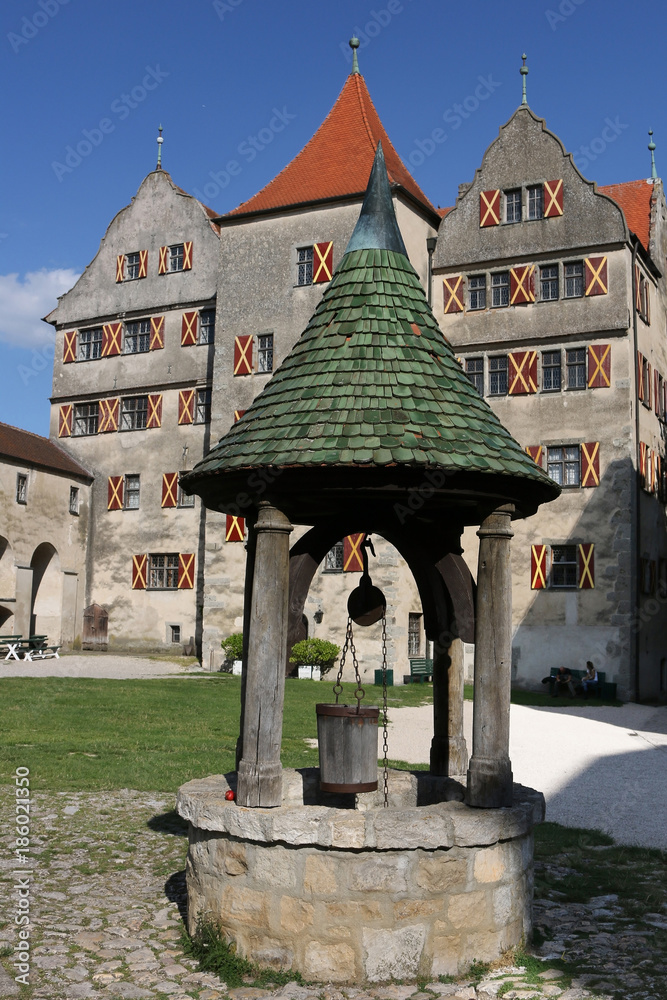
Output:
[0, 674, 432, 792]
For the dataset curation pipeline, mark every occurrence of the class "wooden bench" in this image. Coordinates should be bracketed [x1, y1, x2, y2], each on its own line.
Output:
[403, 658, 433, 684]
[0, 635, 23, 661]
[28, 645, 62, 661]
[548, 667, 617, 700]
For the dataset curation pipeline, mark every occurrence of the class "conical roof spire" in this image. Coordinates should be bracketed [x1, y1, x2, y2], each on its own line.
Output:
[345, 143, 407, 256]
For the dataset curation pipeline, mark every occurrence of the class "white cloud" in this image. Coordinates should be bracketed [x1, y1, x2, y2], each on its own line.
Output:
[0, 269, 80, 347]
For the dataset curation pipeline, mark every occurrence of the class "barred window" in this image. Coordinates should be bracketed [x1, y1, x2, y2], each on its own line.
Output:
[541, 265, 559, 301]
[564, 261, 584, 298]
[120, 396, 148, 431]
[199, 309, 215, 344]
[547, 446, 580, 487]
[297, 247, 313, 286]
[124, 320, 150, 354]
[566, 348, 587, 389]
[78, 327, 103, 361]
[505, 189, 522, 223]
[194, 389, 211, 425]
[466, 357, 484, 394]
[542, 351, 561, 391]
[528, 185, 543, 220]
[125, 252, 141, 280]
[489, 355, 508, 395]
[69, 486, 79, 515]
[124, 474, 140, 510]
[408, 613, 422, 656]
[324, 542, 344, 572]
[257, 333, 274, 373]
[468, 275, 486, 310]
[73, 402, 99, 436]
[148, 554, 179, 589]
[491, 272, 510, 308]
[551, 545, 578, 588]
[16, 474, 27, 505]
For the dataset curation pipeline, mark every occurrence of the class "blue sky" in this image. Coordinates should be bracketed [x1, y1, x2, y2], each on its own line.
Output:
[2, 0, 665, 436]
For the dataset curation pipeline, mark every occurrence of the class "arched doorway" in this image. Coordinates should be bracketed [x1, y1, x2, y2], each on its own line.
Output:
[0, 535, 15, 600]
[30, 543, 62, 640]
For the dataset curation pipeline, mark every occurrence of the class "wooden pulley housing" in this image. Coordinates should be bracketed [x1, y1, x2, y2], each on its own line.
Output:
[347, 537, 386, 626]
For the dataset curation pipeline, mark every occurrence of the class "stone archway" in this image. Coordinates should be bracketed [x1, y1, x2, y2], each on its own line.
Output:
[0, 605, 14, 630]
[30, 543, 62, 640]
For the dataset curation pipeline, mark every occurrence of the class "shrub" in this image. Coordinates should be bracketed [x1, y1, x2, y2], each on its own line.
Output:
[220, 633, 244, 661]
[289, 638, 340, 676]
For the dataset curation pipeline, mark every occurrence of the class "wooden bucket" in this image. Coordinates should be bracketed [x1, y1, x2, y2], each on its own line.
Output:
[316, 703, 379, 793]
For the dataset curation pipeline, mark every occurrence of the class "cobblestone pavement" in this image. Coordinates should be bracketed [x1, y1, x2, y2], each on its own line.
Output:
[2, 789, 665, 1000]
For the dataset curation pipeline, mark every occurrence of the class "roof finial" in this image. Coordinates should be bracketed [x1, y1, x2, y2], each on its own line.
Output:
[349, 37, 360, 75]
[520, 54, 528, 106]
[648, 129, 658, 180]
[156, 124, 163, 170]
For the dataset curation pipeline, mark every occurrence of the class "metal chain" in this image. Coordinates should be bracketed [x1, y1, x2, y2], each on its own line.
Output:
[332, 618, 365, 710]
[332, 618, 350, 704]
[381, 611, 389, 808]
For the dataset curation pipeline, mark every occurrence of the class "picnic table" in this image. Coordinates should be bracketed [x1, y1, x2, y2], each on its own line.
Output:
[1, 634, 61, 661]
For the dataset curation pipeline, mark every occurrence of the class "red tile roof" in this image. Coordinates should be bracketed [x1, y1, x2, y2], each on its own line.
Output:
[226, 73, 437, 218]
[0, 422, 92, 480]
[598, 179, 654, 251]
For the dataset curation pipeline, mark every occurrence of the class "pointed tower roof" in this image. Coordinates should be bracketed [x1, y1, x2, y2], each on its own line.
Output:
[225, 70, 437, 220]
[184, 147, 558, 524]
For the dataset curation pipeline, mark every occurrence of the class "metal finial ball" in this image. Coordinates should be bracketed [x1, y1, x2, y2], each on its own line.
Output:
[350, 37, 360, 49]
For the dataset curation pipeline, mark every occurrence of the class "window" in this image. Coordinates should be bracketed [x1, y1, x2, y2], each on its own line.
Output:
[124, 474, 140, 510]
[551, 545, 578, 588]
[124, 320, 150, 354]
[178, 484, 195, 508]
[465, 358, 484, 394]
[120, 396, 148, 431]
[547, 446, 580, 487]
[125, 252, 141, 280]
[468, 275, 486, 310]
[169, 244, 185, 272]
[528, 185, 543, 220]
[489, 355, 508, 395]
[491, 272, 509, 308]
[170, 624, 181, 644]
[73, 402, 99, 436]
[16, 474, 27, 505]
[505, 189, 522, 223]
[542, 351, 562, 391]
[641, 356, 650, 408]
[408, 613, 422, 656]
[324, 542, 344, 572]
[540, 265, 559, 301]
[148, 554, 179, 589]
[78, 327, 103, 361]
[564, 261, 584, 298]
[257, 333, 274, 373]
[194, 389, 211, 425]
[199, 309, 215, 344]
[297, 246, 313, 286]
[69, 486, 79, 515]
[566, 348, 587, 389]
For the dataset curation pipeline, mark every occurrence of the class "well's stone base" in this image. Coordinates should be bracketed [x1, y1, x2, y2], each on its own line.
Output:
[177, 769, 544, 983]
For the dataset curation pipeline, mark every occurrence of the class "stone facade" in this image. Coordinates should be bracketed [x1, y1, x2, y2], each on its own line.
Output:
[178, 770, 543, 982]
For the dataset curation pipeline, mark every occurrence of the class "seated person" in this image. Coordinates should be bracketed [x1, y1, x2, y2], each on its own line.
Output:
[581, 661, 599, 697]
[552, 665, 576, 698]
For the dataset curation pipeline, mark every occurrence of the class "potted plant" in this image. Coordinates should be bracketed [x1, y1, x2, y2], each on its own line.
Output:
[289, 638, 340, 680]
[221, 633, 244, 674]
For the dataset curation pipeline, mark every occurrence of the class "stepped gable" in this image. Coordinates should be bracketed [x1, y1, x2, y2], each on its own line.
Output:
[225, 72, 436, 219]
[184, 145, 558, 522]
[598, 179, 653, 252]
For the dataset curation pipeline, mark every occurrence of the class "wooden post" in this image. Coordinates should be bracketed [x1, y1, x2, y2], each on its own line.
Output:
[430, 639, 468, 776]
[467, 505, 514, 808]
[236, 518, 256, 770]
[236, 501, 293, 808]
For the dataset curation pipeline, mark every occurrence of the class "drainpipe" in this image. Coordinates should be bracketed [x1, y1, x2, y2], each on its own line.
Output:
[631, 238, 641, 702]
[426, 237, 437, 307]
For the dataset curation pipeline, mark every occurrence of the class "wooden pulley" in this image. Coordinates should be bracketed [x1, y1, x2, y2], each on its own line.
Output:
[347, 537, 386, 626]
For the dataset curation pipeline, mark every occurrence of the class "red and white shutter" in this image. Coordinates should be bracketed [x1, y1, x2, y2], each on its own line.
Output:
[588, 344, 611, 388]
[647, 363, 653, 409]
[226, 515, 245, 542]
[313, 241, 333, 283]
[58, 405, 73, 438]
[146, 394, 162, 429]
[181, 311, 198, 346]
[578, 543, 595, 589]
[63, 330, 77, 363]
[178, 553, 195, 589]
[178, 389, 195, 425]
[234, 335, 253, 376]
[581, 442, 600, 487]
[637, 352, 645, 402]
[150, 316, 164, 350]
[525, 445, 543, 466]
[102, 322, 122, 357]
[443, 276, 465, 314]
[182, 242, 193, 271]
[480, 190, 500, 227]
[107, 476, 124, 511]
[508, 351, 538, 395]
[639, 442, 647, 489]
[132, 554, 147, 590]
[543, 179, 563, 218]
[343, 534, 365, 572]
[584, 256, 608, 296]
[116, 254, 125, 283]
[138, 250, 148, 278]
[233, 409, 246, 422]
[509, 265, 535, 305]
[99, 398, 120, 433]
[158, 246, 168, 274]
[531, 544, 547, 590]
[161, 473, 178, 508]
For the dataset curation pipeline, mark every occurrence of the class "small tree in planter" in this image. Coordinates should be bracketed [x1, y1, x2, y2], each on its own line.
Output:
[220, 633, 244, 673]
[289, 638, 340, 679]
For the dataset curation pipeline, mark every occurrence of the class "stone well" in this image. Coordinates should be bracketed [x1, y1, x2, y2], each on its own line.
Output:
[177, 768, 544, 983]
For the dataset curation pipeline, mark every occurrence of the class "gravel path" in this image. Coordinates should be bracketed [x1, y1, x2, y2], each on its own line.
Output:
[0, 653, 209, 679]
